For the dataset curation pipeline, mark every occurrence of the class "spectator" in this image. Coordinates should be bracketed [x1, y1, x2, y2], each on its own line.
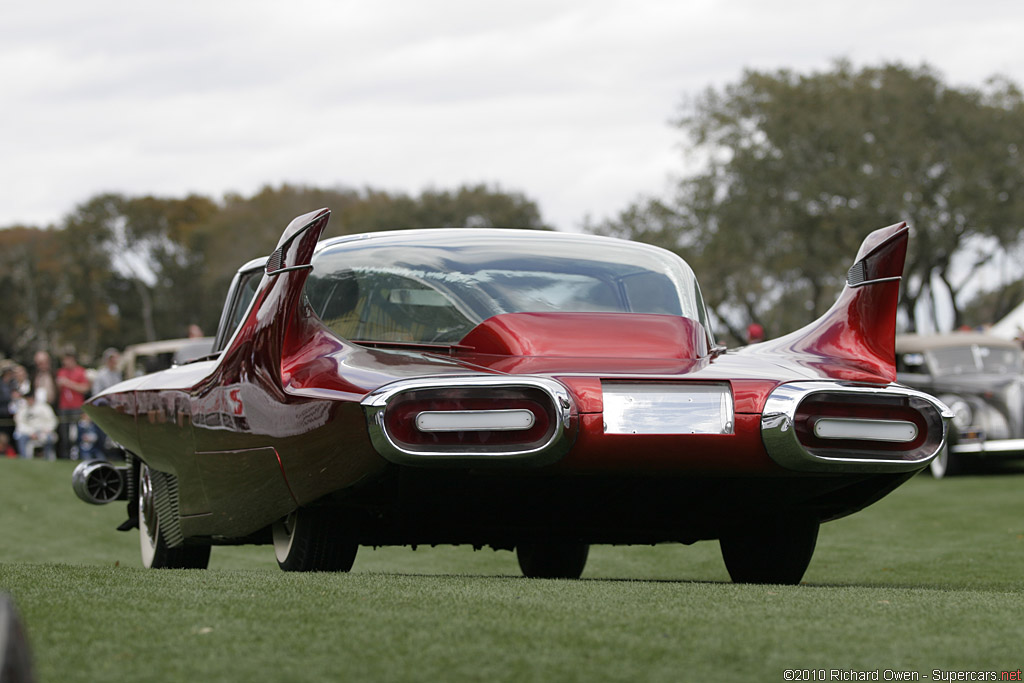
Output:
[32, 350, 57, 410]
[92, 348, 122, 396]
[13, 389, 58, 460]
[9, 365, 30, 409]
[89, 348, 122, 460]
[3, 365, 30, 447]
[746, 323, 766, 344]
[9, 365, 30, 398]
[76, 413, 105, 461]
[56, 347, 90, 460]
[5, 369, 28, 442]
[0, 361, 15, 443]
[0, 431, 16, 458]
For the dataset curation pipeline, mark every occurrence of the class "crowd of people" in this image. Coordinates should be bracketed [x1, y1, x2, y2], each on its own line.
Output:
[0, 347, 122, 461]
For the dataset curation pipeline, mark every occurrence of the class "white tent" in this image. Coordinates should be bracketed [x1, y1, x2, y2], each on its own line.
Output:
[990, 299, 1024, 340]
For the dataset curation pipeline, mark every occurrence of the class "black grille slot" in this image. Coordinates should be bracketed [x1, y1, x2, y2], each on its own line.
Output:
[151, 469, 184, 548]
[265, 248, 284, 274]
[847, 260, 867, 287]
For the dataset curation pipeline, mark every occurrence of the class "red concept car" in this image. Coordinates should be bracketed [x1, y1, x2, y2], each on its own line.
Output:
[73, 209, 950, 584]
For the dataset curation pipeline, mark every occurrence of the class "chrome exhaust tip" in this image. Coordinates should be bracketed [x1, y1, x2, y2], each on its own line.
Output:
[72, 461, 129, 505]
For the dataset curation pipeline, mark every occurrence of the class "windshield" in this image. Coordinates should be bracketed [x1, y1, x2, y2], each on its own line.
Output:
[929, 344, 1023, 375]
[304, 230, 711, 345]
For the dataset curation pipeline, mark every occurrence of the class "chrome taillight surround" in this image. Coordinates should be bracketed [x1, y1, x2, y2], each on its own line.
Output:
[761, 381, 952, 472]
[361, 375, 577, 466]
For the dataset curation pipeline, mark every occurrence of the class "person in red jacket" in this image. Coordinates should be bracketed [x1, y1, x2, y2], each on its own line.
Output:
[56, 347, 90, 459]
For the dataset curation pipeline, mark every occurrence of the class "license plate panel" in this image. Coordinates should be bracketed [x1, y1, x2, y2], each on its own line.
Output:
[602, 381, 734, 435]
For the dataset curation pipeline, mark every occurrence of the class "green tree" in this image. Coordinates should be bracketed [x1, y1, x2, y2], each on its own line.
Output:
[0, 226, 66, 359]
[961, 277, 1024, 331]
[190, 182, 548, 323]
[188, 184, 371, 313]
[55, 193, 220, 351]
[114, 194, 220, 340]
[58, 196, 123, 356]
[1, 182, 549, 359]
[595, 61, 1024, 340]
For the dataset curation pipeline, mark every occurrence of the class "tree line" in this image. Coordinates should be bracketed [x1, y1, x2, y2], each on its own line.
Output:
[4, 60, 1023, 362]
[593, 60, 1024, 342]
[0, 184, 547, 363]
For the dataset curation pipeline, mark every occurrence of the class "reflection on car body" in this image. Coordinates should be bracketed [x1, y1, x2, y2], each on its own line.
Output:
[71, 210, 949, 584]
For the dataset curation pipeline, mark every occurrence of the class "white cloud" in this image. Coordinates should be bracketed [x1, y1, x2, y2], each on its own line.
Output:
[3, 0, 1023, 230]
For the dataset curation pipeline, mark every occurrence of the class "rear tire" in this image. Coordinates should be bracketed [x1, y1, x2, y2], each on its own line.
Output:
[273, 508, 358, 572]
[719, 514, 819, 585]
[138, 463, 210, 569]
[516, 540, 589, 579]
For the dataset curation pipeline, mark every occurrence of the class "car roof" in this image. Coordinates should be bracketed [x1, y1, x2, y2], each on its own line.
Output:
[123, 337, 214, 355]
[895, 332, 1022, 353]
[235, 228, 678, 274]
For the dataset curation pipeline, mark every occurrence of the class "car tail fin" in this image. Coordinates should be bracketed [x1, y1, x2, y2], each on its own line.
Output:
[215, 208, 332, 390]
[753, 222, 909, 383]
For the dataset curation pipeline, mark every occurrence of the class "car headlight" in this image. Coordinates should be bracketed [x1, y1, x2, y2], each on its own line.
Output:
[939, 395, 973, 431]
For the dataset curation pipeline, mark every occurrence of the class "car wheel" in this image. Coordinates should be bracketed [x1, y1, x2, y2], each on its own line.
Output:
[719, 514, 819, 585]
[138, 463, 211, 570]
[929, 440, 962, 479]
[272, 508, 358, 572]
[516, 540, 590, 579]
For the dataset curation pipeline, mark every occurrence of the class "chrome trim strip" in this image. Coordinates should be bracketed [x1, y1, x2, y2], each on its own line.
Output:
[848, 276, 902, 289]
[761, 381, 952, 473]
[952, 438, 1024, 455]
[361, 375, 576, 466]
[266, 263, 313, 275]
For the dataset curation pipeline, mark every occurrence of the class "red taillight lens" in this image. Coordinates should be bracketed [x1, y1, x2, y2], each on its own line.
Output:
[384, 387, 556, 453]
[794, 392, 937, 460]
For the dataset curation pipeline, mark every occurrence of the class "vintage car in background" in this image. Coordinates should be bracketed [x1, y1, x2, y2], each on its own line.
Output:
[121, 337, 215, 379]
[71, 210, 949, 584]
[896, 332, 1024, 478]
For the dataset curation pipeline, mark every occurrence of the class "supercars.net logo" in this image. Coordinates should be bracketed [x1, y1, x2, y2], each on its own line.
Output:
[783, 670, 1023, 681]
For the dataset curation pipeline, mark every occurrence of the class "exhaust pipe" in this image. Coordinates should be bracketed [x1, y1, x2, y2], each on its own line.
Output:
[72, 461, 129, 505]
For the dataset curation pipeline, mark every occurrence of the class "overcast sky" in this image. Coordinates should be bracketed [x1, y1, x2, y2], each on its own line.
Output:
[4, 0, 1023, 232]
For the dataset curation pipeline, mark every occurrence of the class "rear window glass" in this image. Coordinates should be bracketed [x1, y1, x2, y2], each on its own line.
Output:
[304, 230, 709, 345]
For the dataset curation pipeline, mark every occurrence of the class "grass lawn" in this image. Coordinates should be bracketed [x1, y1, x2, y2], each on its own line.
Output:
[2, 459, 1023, 682]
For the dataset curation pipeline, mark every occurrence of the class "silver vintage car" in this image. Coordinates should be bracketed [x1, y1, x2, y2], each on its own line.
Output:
[896, 332, 1024, 477]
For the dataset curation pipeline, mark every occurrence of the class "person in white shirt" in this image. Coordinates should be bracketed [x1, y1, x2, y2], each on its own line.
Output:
[13, 389, 58, 460]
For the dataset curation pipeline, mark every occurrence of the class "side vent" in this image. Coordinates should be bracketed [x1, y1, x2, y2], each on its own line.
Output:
[265, 247, 284, 274]
[150, 468, 185, 548]
[265, 244, 312, 275]
[846, 261, 867, 287]
[851, 221, 909, 283]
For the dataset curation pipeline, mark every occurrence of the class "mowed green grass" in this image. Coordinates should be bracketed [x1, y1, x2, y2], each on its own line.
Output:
[2, 459, 1023, 682]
